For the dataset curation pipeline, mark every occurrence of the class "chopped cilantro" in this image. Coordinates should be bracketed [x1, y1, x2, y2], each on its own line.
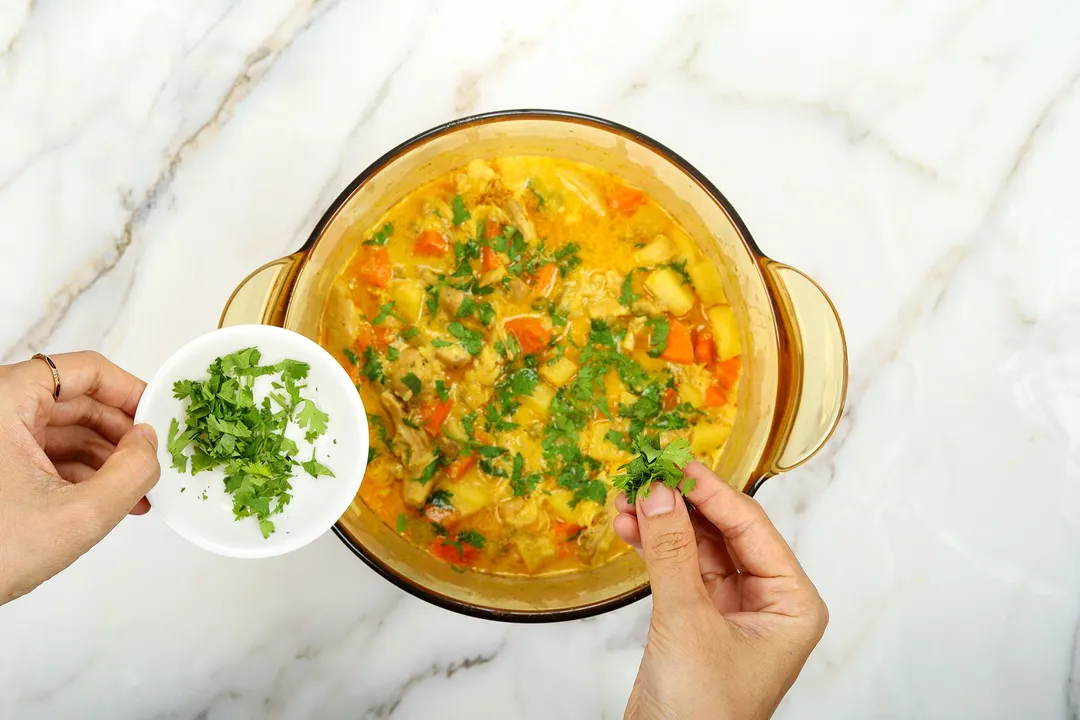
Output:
[400, 327, 420, 340]
[435, 380, 451, 403]
[457, 529, 486, 550]
[619, 271, 640, 307]
[342, 348, 359, 365]
[396, 514, 408, 533]
[612, 435, 695, 503]
[646, 316, 670, 358]
[451, 195, 470, 226]
[402, 372, 422, 397]
[363, 222, 394, 246]
[448, 321, 484, 355]
[387, 346, 400, 361]
[361, 346, 385, 382]
[168, 347, 334, 538]
[371, 301, 396, 325]
[428, 488, 454, 509]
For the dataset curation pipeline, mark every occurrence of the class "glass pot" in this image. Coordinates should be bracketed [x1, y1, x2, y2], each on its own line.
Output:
[220, 111, 847, 622]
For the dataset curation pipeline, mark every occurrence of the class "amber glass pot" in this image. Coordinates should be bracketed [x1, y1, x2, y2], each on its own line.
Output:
[220, 111, 847, 622]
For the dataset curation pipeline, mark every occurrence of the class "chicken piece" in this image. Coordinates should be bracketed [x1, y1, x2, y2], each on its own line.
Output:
[508, 278, 530, 303]
[507, 198, 537, 244]
[378, 391, 437, 507]
[498, 497, 540, 528]
[440, 286, 468, 317]
[435, 343, 473, 369]
[387, 347, 439, 402]
[587, 297, 629, 320]
[325, 283, 361, 355]
[579, 508, 618, 562]
[466, 345, 502, 387]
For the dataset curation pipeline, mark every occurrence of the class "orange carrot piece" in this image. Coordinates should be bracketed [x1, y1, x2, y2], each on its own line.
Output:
[705, 385, 728, 407]
[713, 356, 741, 390]
[662, 387, 679, 412]
[414, 229, 450, 257]
[529, 264, 558, 297]
[504, 316, 553, 355]
[421, 397, 454, 436]
[608, 184, 646, 215]
[430, 537, 478, 565]
[446, 453, 477, 481]
[358, 248, 392, 288]
[483, 220, 502, 239]
[481, 246, 502, 272]
[660, 318, 694, 364]
[693, 327, 715, 366]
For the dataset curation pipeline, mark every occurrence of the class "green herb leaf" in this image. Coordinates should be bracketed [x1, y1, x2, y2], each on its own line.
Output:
[611, 435, 694, 503]
[396, 514, 408, 533]
[435, 380, 451, 403]
[402, 372, 422, 397]
[428, 489, 454, 510]
[451, 195, 470, 226]
[372, 301, 396, 325]
[343, 348, 359, 365]
[448, 321, 484, 355]
[363, 222, 394, 246]
[457, 528, 486, 549]
[646, 316, 670, 358]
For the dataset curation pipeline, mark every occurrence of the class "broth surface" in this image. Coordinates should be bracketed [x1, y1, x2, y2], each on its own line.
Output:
[320, 156, 741, 575]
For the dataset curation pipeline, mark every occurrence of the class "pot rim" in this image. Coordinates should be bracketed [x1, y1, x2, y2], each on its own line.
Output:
[303, 109, 769, 622]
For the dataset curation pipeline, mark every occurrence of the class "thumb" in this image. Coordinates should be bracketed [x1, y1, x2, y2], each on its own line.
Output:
[636, 484, 707, 612]
[74, 424, 161, 531]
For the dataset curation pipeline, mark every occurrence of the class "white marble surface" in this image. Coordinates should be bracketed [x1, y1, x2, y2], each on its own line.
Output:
[3, 0, 1080, 717]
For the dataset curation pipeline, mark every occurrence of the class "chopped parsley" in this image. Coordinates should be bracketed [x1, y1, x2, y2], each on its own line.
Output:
[342, 348, 359, 365]
[361, 346, 385, 382]
[396, 514, 408, 533]
[428, 489, 454, 510]
[619, 271, 640, 307]
[646, 316, 670, 358]
[447, 321, 484, 355]
[457, 529, 486, 549]
[371, 301, 396, 325]
[435, 380, 451, 403]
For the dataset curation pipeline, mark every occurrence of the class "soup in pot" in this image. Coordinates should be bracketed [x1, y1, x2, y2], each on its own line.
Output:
[320, 156, 742, 575]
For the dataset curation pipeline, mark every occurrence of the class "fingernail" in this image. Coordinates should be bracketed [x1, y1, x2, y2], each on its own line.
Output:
[640, 485, 676, 517]
[135, 423, 158, 450]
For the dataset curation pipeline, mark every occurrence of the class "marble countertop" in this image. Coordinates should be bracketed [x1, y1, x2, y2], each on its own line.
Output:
[4, 1, 1080, 717]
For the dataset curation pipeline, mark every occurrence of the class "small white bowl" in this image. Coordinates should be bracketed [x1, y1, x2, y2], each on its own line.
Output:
[135, 325, 368, 558]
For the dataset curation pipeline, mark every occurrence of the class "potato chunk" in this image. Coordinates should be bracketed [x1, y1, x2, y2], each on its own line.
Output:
[633, 235, 674, 265]
[645, 268, 694, 316]
[540, 356, 578, 387]
[391, 279, 425, 324]
[514, 533, 557, 572]
[688, 260, 727, 306]
[691, 423, 732, 455]
[707, 305, 742, 361]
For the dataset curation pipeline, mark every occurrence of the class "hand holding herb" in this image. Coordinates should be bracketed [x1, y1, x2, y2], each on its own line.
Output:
[611, 434, 694, 504]
[613, 461, 828, 720]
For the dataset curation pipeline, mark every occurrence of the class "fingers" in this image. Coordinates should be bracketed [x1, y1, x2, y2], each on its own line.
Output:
[71, 424, 160, 530]
[53, 461, 98, 484]
[613, 512, 641, 547]
[15, 351, 145, 415]
[44, 426, 116, 469]
[48, 396, 134, 445]
[635, 485, 709, 612]
[682, 461, 803, 579]
[615, 505, 738, 582]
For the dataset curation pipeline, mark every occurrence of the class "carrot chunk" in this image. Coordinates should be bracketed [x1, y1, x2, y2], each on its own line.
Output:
[357, 248, 392, 288]
[421, 397, 453, 436]
[505, 317, 553, 355]
[414, 229, 450, 257]
[608, 184, 646, 215]
[659, 318, 694, 364]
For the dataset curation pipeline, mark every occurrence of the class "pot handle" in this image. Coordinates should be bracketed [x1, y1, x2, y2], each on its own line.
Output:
[219, 253, 306, 328]
[759, 260, 848, 473]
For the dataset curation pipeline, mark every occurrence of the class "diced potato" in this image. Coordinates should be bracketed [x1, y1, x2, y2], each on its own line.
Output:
[688, 260, 727, 306]
[668, 227, 698, 262]
[584, 420, 631, 464]
[547, 490, 600, 526]
[391, 279, 425, 324]
[522, 383, 556, 416]
[540, 357, 578, 387]
[633, 235, 675, 266]
[402, 477, 434, 508]
[707, 305, 742, 361]
[645, 268, 695, 316]
[679, 382, 705, 410]
[514, 533, 557, 572]
[439, 469, 492, 518]
[691, 423, 732, 455]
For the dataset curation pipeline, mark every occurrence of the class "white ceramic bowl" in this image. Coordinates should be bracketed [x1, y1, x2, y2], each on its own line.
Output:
[135, 325, 368, 558]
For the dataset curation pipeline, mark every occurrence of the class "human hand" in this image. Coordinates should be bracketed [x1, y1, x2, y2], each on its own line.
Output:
[0, 352, 160, 605]
[614, 462, 828, 720]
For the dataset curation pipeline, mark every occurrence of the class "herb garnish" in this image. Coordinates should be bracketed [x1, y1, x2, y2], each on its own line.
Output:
[611, 435, 694, 504]
[167, 346, 334, 538]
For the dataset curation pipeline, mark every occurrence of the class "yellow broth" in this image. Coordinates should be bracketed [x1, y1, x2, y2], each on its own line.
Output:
[320, 157, 742, 575]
